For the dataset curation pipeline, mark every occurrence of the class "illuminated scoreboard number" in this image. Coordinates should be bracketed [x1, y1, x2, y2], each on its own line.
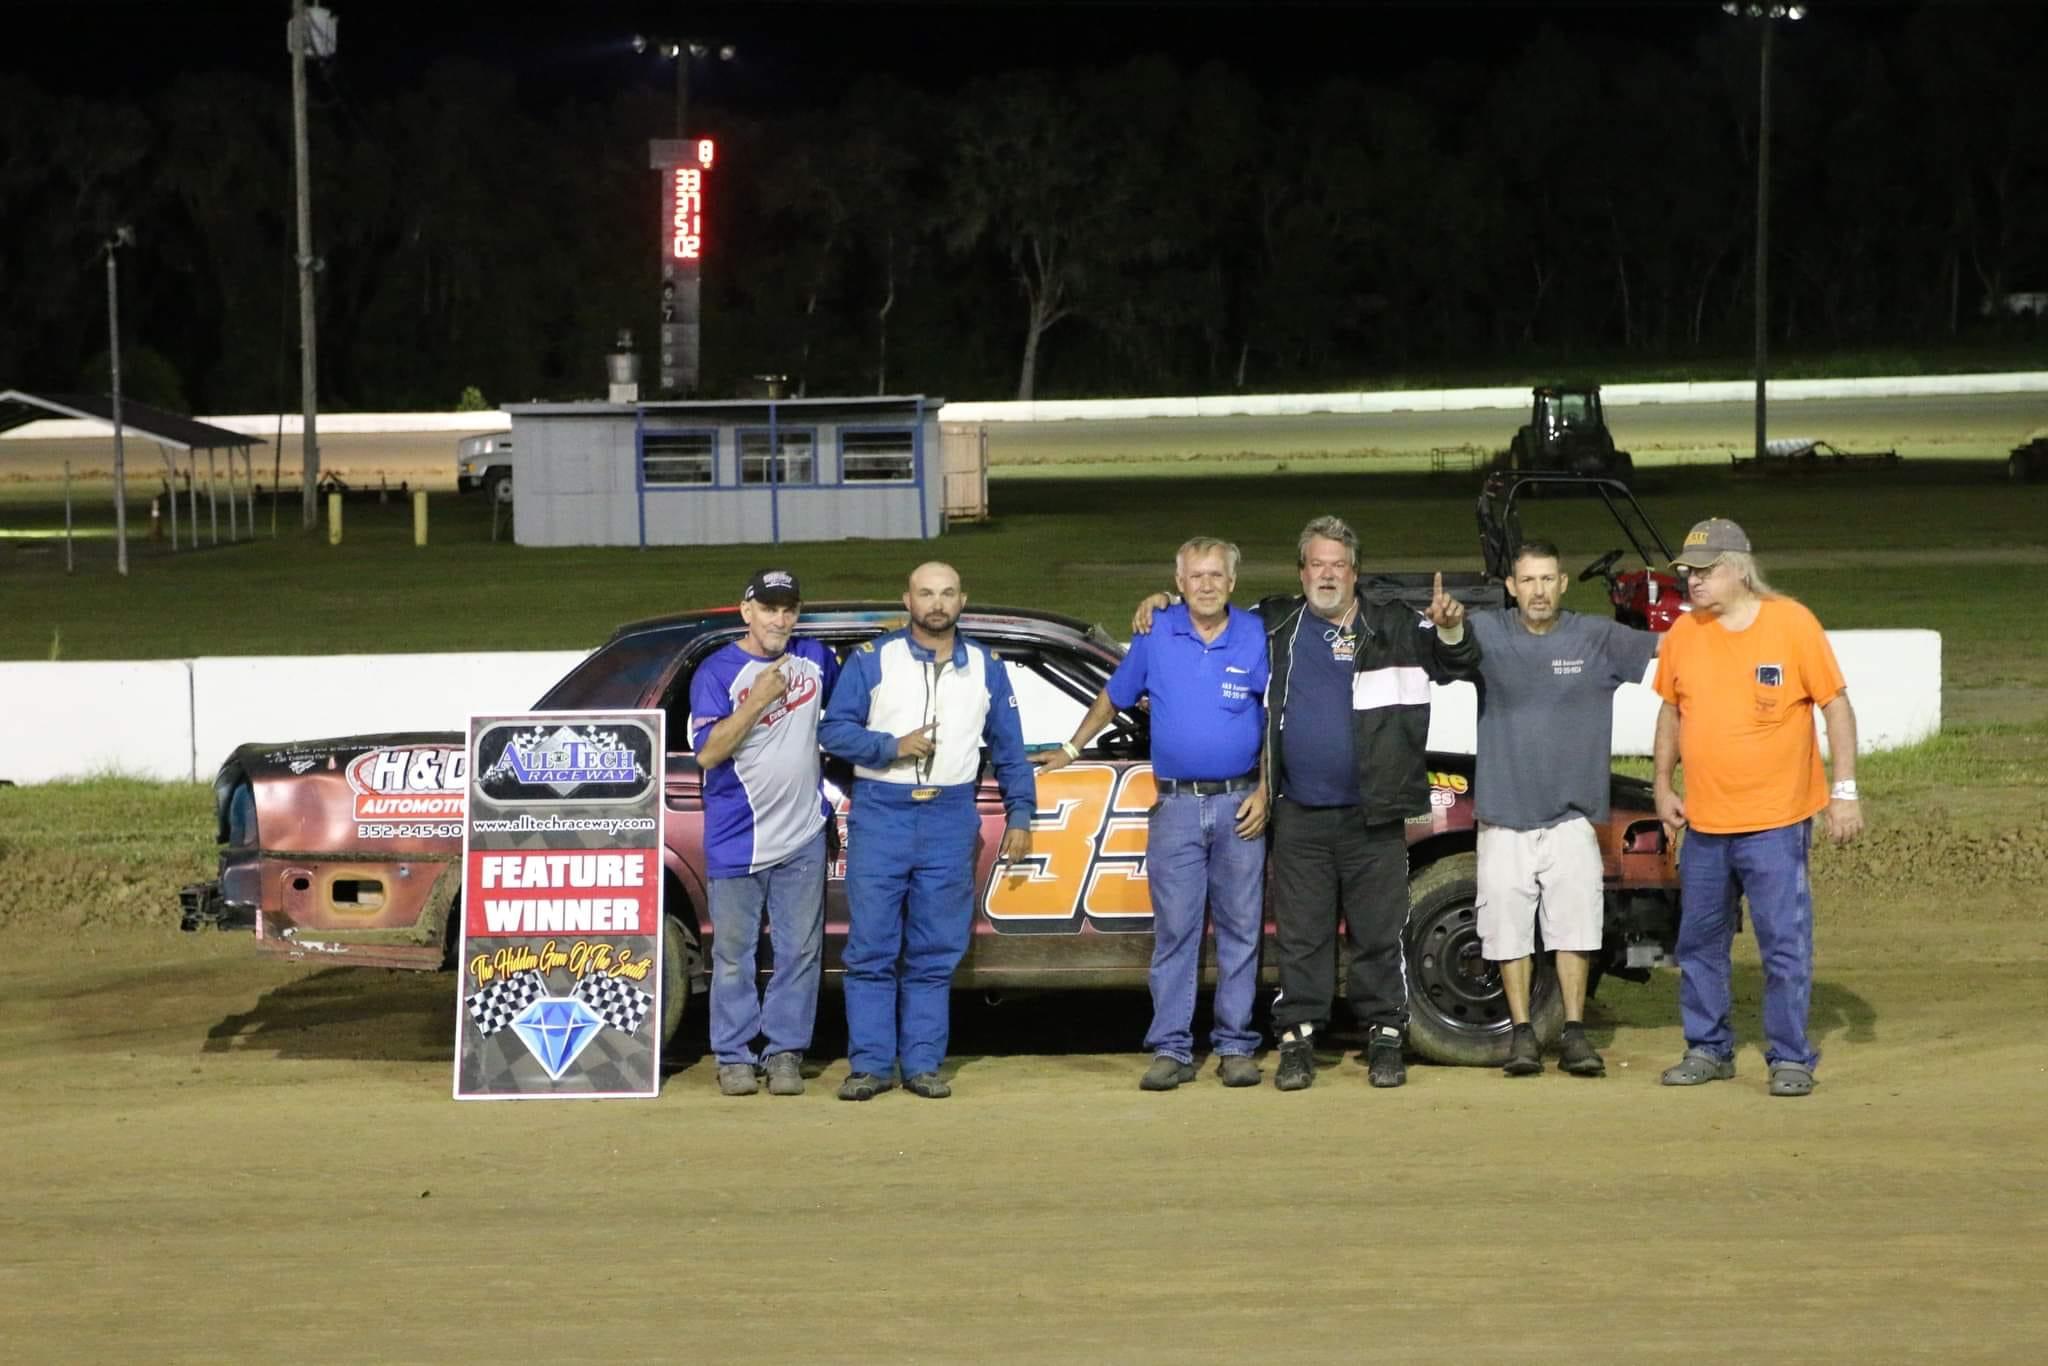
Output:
[658, 138, 716, 394]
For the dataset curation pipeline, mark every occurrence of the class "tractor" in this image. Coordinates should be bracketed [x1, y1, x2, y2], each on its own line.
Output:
[1498, 384, 1635, 485]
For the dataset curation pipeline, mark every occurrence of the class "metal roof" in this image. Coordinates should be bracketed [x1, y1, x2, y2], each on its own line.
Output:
[502, 394, 944, 418]
[0, 390, 266, 449]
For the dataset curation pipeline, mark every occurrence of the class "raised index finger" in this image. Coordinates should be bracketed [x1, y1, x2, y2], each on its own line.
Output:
[1433, 571, 1444, 597]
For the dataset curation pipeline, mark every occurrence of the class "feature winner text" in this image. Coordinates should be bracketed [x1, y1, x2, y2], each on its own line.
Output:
[466, 850, 655, 934]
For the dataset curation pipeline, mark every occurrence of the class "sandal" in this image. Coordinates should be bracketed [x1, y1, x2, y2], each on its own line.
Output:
[1660, 1048, 1736, 1086]
[1768, 1063, 1817, 1098]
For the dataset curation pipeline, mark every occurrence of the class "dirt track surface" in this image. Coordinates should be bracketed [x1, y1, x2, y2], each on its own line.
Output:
[6, 875, 2046, 1363]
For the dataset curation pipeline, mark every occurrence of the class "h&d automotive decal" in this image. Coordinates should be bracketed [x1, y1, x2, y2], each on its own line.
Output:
[454, 712, 664, 1100]
[348, 745, 467, 840]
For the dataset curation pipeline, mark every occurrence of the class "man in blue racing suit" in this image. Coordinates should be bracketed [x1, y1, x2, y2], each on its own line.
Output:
[820, 561, 1036, 1101]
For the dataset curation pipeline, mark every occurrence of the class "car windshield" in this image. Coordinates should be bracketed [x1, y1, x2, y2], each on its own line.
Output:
[536, 628, 689, 710]
[1549, 393, 1593, 426]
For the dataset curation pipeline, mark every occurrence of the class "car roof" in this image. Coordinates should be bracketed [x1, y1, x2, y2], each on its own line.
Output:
[604, 602, 1108, 646]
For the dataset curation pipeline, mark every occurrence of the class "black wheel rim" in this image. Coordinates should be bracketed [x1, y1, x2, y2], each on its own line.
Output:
[1408, 894, 1510, 1040]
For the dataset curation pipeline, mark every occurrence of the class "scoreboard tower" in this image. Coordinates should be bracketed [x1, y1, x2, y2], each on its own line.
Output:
[648, 138, 717, 396]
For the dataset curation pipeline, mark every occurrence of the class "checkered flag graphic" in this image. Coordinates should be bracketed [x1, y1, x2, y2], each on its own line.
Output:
[574, 973, 654, 1037]
[467, 970, 545, 1037]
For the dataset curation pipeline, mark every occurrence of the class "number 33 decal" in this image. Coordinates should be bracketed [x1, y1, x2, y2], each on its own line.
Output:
[984, 764, 1156, 932]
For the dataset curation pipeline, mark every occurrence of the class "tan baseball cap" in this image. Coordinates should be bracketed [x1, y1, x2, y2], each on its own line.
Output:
[1672, 517, 1751, 568]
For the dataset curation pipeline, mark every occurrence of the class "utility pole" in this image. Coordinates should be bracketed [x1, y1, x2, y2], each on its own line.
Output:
[1753, 16, 1772, 464]
[1726, 3, 1804, 462]
[104, 227, 135, 577]
[289, 1, 330, 528]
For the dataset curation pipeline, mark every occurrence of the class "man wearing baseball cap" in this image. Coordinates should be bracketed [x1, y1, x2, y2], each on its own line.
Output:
[1651, 518, 1862, 1097]
[687, 569, 840, 1097]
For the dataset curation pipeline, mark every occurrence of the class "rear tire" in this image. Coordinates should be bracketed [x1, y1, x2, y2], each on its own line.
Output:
[1404, 853, 1565, 1066]
[486, 466, 513, 505]
[660, 908, 699, 1050]
[1607, 451, 1635, 485]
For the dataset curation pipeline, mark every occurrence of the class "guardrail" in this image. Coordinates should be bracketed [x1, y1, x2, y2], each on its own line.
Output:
[1, 631, 1939, 785]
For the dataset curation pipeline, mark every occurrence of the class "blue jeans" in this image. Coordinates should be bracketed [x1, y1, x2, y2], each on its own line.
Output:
[707, 828, 827, 1065]
[1676, 820, 1818, 1070]
[842, 782, 979, 1079]
[1144, 790, 1266, 1063]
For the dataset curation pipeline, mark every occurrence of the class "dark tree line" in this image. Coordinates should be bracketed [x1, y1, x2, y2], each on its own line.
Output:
[2, 6, 2043, 412]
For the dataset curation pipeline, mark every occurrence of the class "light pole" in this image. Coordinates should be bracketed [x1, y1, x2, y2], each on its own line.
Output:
[104, 225, 135, 577]
[1726, 2, 1805, 462]
[289, 2, 337, 529]
[634, 34, 736, 139]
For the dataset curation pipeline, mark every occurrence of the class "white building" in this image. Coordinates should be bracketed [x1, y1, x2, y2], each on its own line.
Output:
[505, 395, 949, 547]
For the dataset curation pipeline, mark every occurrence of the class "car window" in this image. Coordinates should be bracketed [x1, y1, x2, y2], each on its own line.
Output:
[538, 629, 690, 711]
[651, 619, 1141, 761]
[1004, 660, 1086, 747]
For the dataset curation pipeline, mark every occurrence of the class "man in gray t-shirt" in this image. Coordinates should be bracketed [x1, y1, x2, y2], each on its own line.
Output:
[1461, 540, 1658, 1079]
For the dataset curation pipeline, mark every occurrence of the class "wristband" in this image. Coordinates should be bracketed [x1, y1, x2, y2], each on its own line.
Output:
[1061, 741, 1081, 761]
[1830, 780, 1859, 801]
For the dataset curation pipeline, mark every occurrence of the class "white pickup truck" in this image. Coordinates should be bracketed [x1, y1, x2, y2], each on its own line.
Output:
[455, 434, 514, 503]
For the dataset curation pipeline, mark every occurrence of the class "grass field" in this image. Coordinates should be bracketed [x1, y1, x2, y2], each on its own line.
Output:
[5, 461, 2044, 722]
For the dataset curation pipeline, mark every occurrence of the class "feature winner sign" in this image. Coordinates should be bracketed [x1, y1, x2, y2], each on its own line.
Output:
[454, 711, 665, 1100]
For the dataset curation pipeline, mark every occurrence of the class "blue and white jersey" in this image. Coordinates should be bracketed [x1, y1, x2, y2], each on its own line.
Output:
[818, 628, 1037, 830]
[688, 638, 840, 879]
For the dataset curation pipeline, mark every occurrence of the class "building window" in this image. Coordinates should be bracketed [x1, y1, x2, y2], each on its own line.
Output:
[643, 431, 715, 486]
[839, 428, 916, 482]
[738, 430, 815, 485]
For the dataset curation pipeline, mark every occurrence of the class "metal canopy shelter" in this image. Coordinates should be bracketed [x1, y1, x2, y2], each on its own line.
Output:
[0, 389, 266, 548]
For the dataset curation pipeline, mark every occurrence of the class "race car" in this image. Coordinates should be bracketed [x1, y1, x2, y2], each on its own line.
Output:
[179, 605, 1683, 1066]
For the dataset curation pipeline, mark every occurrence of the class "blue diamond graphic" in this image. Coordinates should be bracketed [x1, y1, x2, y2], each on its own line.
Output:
[508, 996, 606, 1080]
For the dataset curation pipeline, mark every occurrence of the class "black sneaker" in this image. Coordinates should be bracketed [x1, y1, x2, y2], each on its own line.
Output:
[1558, 1027, 1606, 1078]
[1140, 1055, 1197, 1091]
[1503, 1024, 1543, 1077]
[1366, 1026, 1407, 1088]
[1274, 1038, 1316, 1092]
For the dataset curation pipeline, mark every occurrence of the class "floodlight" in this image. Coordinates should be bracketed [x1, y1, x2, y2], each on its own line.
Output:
[719, 44, 736, 61]
[632, 34, 648, 53]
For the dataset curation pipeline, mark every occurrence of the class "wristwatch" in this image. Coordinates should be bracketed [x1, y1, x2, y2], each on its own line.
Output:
[1830, 780, 1859, 801]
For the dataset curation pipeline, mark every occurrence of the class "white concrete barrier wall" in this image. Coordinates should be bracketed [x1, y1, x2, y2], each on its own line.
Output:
[1425, 629, 1942, 758]
[0, 661, 197, 783]
[187, 651, 592, 780]
[3, 631, 1940, 784]
[7, 372, 2046, 441]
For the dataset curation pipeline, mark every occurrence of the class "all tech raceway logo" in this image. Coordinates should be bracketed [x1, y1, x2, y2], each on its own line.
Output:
[477, 722, 655, 802]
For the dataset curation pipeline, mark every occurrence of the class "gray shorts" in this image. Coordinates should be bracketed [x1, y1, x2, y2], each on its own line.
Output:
[1476, 816, 1604, 960]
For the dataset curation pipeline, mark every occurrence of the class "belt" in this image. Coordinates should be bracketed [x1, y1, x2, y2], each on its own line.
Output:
[1154, 773, 1259, 797]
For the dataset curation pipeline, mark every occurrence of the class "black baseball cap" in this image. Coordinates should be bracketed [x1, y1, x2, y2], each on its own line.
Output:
[743, 568, 802, 605]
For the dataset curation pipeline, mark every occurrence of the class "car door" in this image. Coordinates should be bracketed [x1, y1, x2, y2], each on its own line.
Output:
[964, 632, 1158, 986]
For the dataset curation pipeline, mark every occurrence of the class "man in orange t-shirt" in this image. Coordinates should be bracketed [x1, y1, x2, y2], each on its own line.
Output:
[1651, 518, 1863, 1098]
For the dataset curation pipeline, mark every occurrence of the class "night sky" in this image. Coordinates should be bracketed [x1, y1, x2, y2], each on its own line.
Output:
[9, 0, 1924, 107]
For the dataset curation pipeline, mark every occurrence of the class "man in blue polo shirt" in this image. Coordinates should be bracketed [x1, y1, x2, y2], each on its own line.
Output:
[1037, 536, 1270, 1090]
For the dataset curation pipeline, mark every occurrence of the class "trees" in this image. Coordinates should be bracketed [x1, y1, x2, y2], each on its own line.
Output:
[2, 11, 2041, 410]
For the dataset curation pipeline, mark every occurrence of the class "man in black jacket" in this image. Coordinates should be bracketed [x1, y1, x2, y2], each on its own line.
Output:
[1262, 516, 1476, 1089]
[1135, 515, 1478, 1090]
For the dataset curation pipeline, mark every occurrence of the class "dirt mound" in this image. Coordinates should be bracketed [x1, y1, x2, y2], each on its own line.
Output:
[1811, 806, 2048, 903]
[0, 781, 211, 935]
